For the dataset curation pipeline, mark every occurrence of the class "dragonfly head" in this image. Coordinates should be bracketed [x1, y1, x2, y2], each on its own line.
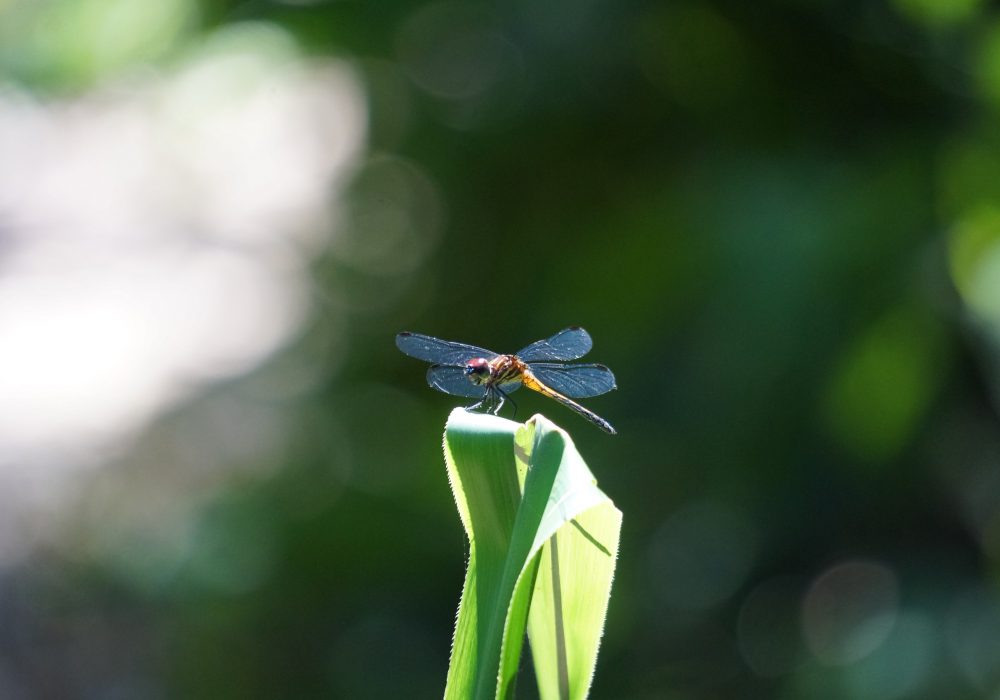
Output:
[464, 358, 491, 385]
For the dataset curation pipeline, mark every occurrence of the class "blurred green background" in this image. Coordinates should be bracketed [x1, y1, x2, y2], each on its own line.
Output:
[3, 0, 1000, 698]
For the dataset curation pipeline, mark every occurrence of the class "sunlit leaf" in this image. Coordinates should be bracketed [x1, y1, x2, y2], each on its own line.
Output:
[442, 409, 621, 700]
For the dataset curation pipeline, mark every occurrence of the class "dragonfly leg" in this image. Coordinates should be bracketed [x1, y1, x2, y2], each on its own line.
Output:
[466, 393, 489, 412]
[496, 387, 517, 418]
[490, 389, 505, 415]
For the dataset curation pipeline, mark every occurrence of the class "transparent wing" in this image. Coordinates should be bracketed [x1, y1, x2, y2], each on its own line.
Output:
[496, 377, 523, 394]
[528, 363, 616, 399]
[426, 365, 489, 398]
[396, 332, 498, 366]
[516, 327, 593, 362]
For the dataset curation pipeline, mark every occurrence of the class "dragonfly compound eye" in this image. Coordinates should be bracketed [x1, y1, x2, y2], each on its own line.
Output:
[464, 358, 490, 383]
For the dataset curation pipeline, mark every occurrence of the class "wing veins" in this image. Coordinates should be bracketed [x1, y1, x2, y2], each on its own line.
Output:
[528, 363, 616, 399]
[516, 327, 593, 362]
[396, 332, 498, 366]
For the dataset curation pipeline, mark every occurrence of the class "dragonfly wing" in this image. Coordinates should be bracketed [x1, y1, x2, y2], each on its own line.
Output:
[528, 363, 616, 398]
[397, 332, 499, 365]
[426, 365, 489, 398]
[516, 327, 593, 362]
[496, 377, 523, 393]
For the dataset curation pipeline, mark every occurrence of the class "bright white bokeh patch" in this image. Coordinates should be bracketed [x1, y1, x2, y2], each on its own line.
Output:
[0, 23, 365, 555]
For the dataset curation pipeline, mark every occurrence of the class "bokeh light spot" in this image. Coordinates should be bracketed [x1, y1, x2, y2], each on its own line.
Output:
[843, 611, 936, 700]
[802, 560, 899, 666]
[647, 500, 758, 611]
[330, 155, 444, 277]
[395, 1, 524, 128]
[396, 2, 516, 99]
[823, 308, 943, 462]
[634, 2, 760, 110]
[948, 206, 1000, 324]
[4, 0, 197, 88]
[977, 20, 1000, 109]
[892, 0, 983, 27]
[100, 508, 198, 595]
[939, 135, 1000, 220]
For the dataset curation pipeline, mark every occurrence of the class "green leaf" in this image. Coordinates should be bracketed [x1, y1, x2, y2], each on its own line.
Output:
[442, 408, 621, 700]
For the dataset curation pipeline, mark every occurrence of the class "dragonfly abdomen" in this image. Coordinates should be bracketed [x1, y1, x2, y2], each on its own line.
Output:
[521, 369, 617, 435]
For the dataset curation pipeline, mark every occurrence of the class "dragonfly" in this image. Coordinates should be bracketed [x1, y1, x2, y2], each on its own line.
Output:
[396, 327, 617, 434]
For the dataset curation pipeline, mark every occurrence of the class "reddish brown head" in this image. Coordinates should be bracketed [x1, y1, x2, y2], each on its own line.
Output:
[464, 357, 491, 385]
